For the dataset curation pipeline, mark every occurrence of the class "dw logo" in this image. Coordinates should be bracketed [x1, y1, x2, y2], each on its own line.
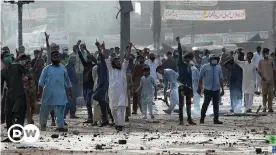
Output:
[8, 124, 40, 143]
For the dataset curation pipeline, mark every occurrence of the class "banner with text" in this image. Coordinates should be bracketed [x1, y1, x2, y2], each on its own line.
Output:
[164, 9, 246, 21]
[166, 0, 218, 7]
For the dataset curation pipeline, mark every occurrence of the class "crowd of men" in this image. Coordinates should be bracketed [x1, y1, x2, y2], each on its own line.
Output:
[1, 34, 275, 142]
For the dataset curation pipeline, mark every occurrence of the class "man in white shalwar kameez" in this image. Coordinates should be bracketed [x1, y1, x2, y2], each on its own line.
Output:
[234, 51, 258, 112]
[252, 46, 262, 94]
[103, 41, 132, 131]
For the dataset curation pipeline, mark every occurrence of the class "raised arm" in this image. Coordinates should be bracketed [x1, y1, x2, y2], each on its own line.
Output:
[84, 44, 97, 64]
[122, 42, 132, 71]
[176, 37, 183, 65]
[224, 59, 234, 71]
[76, 46, 87, 67]
[234, 52, 245, 69]
[96, 40, 111, 70]
[44, 32, 51, 65]
[125, 42, 132, 61]
[33, 48, 44, 72]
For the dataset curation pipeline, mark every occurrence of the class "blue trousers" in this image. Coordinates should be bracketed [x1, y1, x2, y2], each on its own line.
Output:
[141, 94, 153, 116]
[83, 88, 93, 119]
[39, 104, 65, 128]
[64, 84, 78, 117]
[229, 87, 243, 111]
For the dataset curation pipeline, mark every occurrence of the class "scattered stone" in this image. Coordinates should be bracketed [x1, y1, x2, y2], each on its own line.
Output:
[72, 130, 79, 135]
[251, 129, 256, 132]
[51, 134, 59, 139]
[263, 130, 268, 135]
[118, 139, 127, 144]
[206, 149, 215, 154]
[93, 134, 98, 137]
[95, 144, 104, 150]
[140, 146, 144, 150]
[255, 148, 262, 154]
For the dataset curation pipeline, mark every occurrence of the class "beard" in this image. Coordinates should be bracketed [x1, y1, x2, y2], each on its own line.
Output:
[52, 60, 60, 66]
[112, 64, 121, 70]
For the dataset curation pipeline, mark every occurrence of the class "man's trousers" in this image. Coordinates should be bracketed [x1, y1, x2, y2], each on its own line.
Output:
[5, 94, 27, 138]
[201, 90, 220, 120]
[111, 106, 126, 126]
[39, 104, 65, 128]
[244, 93, 254, 110]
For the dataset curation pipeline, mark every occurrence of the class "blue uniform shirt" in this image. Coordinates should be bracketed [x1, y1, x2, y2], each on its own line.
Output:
[39, 64, 72, 105]
[199, 63, 223, 91]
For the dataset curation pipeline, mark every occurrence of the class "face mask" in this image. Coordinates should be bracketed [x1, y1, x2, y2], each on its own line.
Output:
[264, 54, 269, 58]
[211, 60, 217, 65]
[3, 57, 12, 64]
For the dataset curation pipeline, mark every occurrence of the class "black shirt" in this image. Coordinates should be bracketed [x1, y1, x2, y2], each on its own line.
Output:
[177, 43, 193, 90]
[77, 51, 97, 89]
[1, 64, 29, 101]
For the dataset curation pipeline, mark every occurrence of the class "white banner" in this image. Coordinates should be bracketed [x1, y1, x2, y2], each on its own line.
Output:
[166, 0, 218, 7]
[180, 31, 269, 45]
[164, 9, 246, 21]
[48, 32, 69, 49]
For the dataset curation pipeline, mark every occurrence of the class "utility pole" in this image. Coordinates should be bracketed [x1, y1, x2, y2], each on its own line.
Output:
[273, 1, 276, 49]
[119, 1, 133, 62]
[4, 0, 34, 47]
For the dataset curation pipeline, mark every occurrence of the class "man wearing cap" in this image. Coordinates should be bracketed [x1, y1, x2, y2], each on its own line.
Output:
[175, 37, 196, 125]
[1, 53, 29, 142]
[38, 43, 72, 132]
[198, 54, 224, 124]
[102, 41, 132, 131]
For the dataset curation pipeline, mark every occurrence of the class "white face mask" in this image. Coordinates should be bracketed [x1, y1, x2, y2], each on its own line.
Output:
[211, 60, 217, 65]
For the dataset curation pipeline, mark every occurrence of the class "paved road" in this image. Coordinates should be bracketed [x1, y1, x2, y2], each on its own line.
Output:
[1, 90, 276, 155]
